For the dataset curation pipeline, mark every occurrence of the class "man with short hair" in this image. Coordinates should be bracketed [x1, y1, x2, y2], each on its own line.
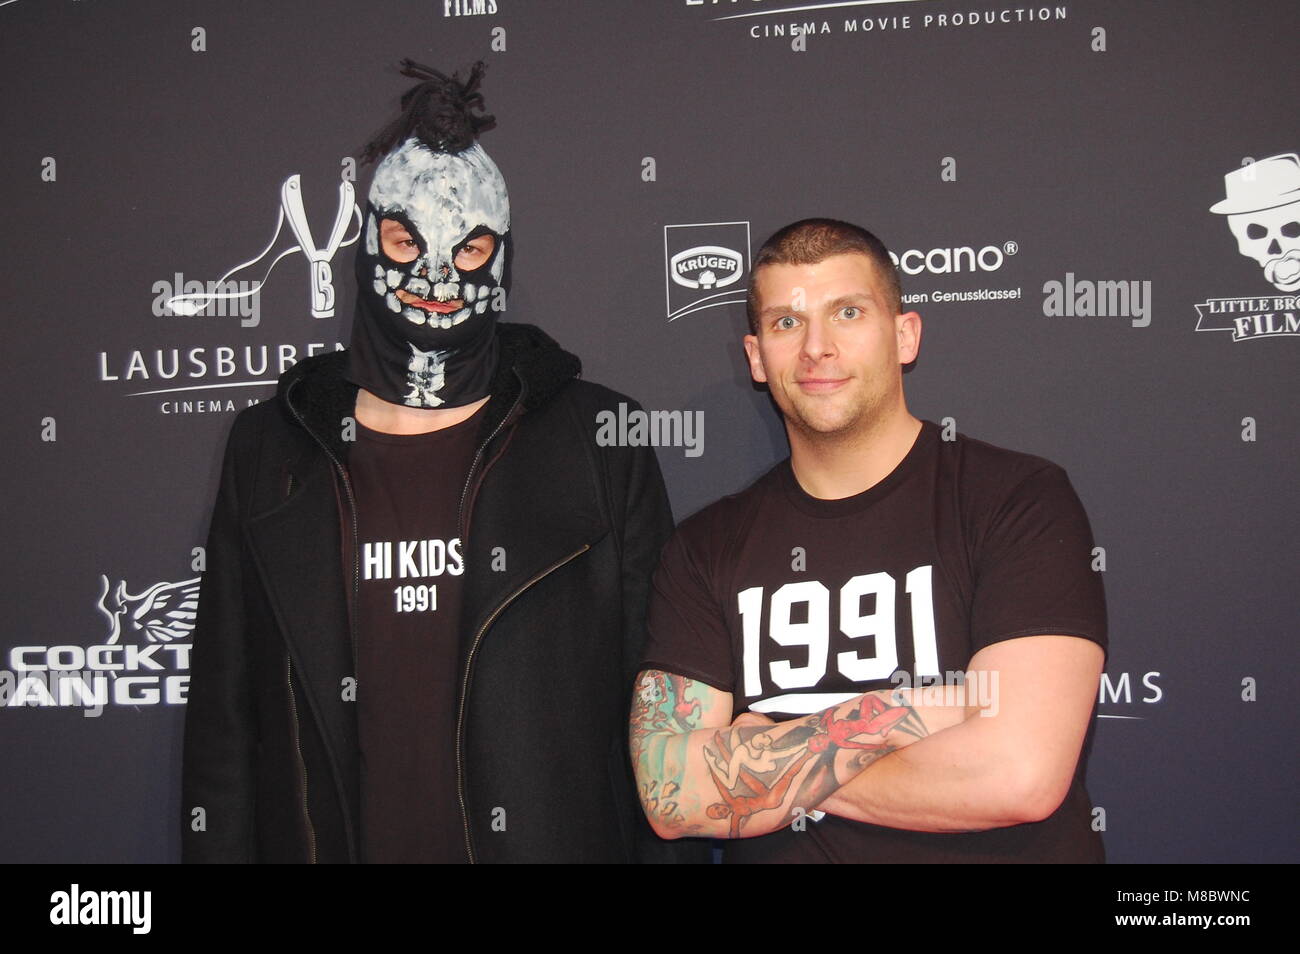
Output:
[631, 218, 1106, 862]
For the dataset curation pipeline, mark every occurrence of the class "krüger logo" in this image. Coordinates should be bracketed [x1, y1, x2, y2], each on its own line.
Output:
[671, 246, 744, 290]
[664, 221, 751, 321]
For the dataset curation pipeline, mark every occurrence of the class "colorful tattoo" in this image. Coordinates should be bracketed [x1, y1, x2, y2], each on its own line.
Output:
[703, 694, 927, 838]
[632, 671, 931, 839]
[630, 670, 706, 831]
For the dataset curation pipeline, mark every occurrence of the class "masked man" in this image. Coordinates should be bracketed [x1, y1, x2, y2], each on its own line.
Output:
[182, 62, 693, 863]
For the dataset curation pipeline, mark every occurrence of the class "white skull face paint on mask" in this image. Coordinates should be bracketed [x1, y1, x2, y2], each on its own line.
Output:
[362, 137, 510, 332]
[348, 135, 511, 409]
[345, 59, 512, 411]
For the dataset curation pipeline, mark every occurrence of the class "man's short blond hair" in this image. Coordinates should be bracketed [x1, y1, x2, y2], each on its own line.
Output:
[746, 218, 902, 334]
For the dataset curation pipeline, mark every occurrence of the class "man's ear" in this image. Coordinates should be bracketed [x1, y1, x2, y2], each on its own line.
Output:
[743, 334, 768, 384]
[896, 311, 922, 365]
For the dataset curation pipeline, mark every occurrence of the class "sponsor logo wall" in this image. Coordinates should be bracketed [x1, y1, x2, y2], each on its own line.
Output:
[2, 0, 1294, 863]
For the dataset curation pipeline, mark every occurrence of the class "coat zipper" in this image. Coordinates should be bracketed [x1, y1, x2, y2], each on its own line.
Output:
[455, 542, 591, 863]
[283, 378, 362, 861]
[451, 377, 525, 863]
[284, 381, 362, 684]
[286, 653, 318, 863]
[457, 377, 524, 540]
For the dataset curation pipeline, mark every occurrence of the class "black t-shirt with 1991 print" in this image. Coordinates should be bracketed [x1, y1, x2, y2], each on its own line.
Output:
[641, 420, 1107, 864]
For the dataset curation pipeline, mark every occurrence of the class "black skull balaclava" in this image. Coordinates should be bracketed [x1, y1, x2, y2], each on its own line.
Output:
[347, 64, 510, 409]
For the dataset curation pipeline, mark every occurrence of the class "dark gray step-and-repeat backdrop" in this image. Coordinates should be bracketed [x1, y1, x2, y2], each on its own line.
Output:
[2, 0, 1294, 863]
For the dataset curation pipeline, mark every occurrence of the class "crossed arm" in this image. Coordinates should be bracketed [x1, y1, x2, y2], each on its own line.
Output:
[631, 634, 1103, 840]
[816, 634, 1105, 831]
[629, 671, 976, 840]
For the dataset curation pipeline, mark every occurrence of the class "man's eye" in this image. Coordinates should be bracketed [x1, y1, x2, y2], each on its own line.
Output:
[839, 306, 859, 320]
[775, 315, 798, 330]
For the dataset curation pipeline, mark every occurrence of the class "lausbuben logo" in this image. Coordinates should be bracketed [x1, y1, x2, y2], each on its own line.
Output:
[111, 171, 354, 416]
[96, 339, 345, 416]
[162, 174, 361, 322]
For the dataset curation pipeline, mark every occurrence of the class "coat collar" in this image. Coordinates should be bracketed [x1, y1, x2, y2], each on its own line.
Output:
[277, 322, 582, 459]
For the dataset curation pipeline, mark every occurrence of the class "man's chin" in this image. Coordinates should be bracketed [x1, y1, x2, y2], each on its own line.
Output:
[791, 416, 863, 440]
[782, 403, 867, 440]
[775, 392, 885, 441]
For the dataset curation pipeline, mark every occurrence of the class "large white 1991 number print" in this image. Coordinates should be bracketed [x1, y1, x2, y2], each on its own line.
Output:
[738, 566, 939, 697]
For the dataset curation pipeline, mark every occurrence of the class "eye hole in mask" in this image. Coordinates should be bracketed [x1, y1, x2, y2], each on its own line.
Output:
[378, 216, 498, 277]
[379, 216, 422, 264]
[450, 227, 498, 275]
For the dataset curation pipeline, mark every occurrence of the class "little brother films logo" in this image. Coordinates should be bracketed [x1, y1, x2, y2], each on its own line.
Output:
[1196, 152, 1300, 342]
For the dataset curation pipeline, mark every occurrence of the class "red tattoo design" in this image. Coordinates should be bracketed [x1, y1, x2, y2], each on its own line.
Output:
[807, 694, 912, 753]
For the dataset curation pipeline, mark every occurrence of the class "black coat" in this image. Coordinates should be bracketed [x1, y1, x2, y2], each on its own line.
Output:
[181, 323, 697, 863]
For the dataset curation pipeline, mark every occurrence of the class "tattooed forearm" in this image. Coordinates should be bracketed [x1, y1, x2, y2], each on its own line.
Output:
[702, 694, 928, 838]
[630, 670, 709, 833]
[630, 670, 958, 840]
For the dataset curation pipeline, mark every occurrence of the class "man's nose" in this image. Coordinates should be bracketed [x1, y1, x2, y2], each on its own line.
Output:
[801, 318, 836, 361]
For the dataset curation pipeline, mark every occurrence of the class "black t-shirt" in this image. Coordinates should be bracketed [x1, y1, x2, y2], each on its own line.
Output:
[641, 420, 1107, 863]
[350, 408, 482, 863]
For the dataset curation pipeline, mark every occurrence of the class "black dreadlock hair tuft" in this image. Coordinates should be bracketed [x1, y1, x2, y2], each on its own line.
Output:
[360, 59, 496, 164]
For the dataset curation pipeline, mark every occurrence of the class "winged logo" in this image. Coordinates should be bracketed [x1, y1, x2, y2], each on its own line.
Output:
[96, 575, 201, 645]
